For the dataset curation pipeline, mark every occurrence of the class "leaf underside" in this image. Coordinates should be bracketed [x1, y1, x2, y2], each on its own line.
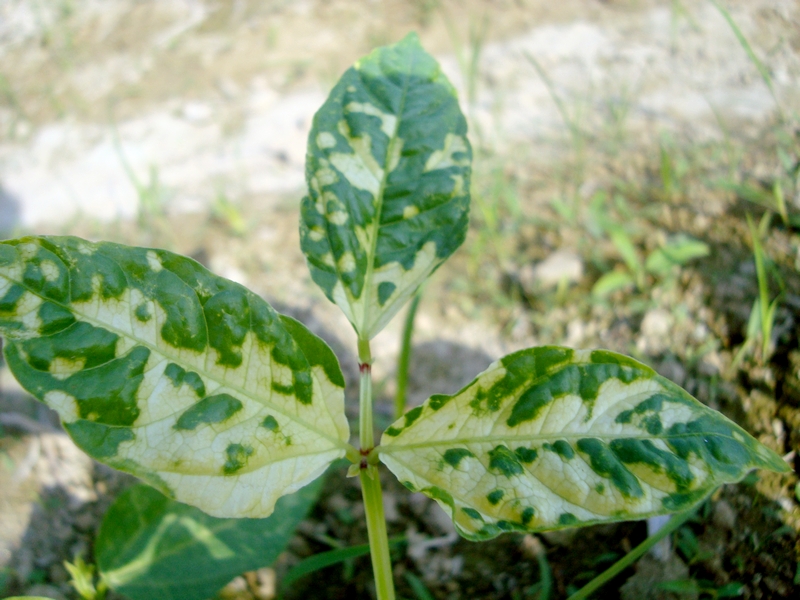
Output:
[97, 479, 322, 600]
[0, 236, 350, 518]
[301, 32, 471, 339]
[379, 347, 789, 541]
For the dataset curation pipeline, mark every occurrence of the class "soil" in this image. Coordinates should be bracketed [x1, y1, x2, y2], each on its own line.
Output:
[1, 1, 800, 599]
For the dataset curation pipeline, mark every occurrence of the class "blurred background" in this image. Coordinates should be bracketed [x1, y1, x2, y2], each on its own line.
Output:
[0, 0, 799, 598]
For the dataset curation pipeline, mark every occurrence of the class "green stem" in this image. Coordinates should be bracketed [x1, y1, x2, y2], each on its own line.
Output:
[566, 510, 694, 600]
[360, 467, 395, 600]
[394, 290, 422, 420]
[357, 338, 396, 600]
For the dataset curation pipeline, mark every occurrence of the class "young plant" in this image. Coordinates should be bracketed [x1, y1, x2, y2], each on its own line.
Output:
[592, 226, 710, 299]
[0, 34, 790, 600]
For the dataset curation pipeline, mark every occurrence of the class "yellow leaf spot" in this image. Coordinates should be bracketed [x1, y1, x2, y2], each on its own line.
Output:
[49, 356, 86, 379]
[40, 260, 60, 282]
[308, 227, 326, 242]
[403, 205, 419, 219]
[424, 133, 469, 172]
[316, 132, 337, 149]
[147, 251, 163, 272]
[338, 252, 356, 273]
[315, 165, 338, 187]
[328, 211, 349, 226]
[44, 390, 79, 422]
[344, 102, 398, 138]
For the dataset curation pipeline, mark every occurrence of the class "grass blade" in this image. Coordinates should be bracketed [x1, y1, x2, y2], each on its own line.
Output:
[405, 572, 435, 600]
[281, 538, 405, 589]
[710, 0, 782, 118]
[395, 289, 423, 419]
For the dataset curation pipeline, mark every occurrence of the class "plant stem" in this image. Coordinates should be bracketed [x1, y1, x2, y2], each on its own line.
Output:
[358, 337, 396, 600]
[360, 467, 395, 600]
[394, 290, 422, 420]
[566, 509, 694, 600]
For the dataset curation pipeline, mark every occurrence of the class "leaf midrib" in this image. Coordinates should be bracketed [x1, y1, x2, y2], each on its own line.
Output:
[378, 431, 750, 454]
[0, 270, 351, 452]
[358, 51, 416, 337]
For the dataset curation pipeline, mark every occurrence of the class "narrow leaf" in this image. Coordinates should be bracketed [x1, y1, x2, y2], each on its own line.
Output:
[97, 480, 321, 600]
[0, 236, 351, 518]
[645, 236, 709, 275]
[379, 347, 789, 541]
[591, 270, 634, 298]
[301, 33, 471, 339]
[281, 537, 403, 589]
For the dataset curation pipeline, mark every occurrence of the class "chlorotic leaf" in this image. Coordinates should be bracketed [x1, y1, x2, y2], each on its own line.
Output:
[300, 32, 471, 339]
[97, 479, 323, 600]
[379, 347, 789, 541]
[0, 236, 351, 518]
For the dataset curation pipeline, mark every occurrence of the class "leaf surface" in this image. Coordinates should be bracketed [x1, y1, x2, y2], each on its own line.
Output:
[379, 347, 788, 540]
[97, 479, 322, 600]
[301, 33, 471, 339]
[0, 236, 350, 518]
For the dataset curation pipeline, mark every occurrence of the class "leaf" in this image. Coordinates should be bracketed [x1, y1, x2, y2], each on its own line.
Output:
[405, 572, 436, 600]
[0, 236, 351, 518]
[281, 537, 404, 589]
[645, 236, 709, 276]
[300, 33, 471, 339]
[591, 270, 634, 298]
[96, 480, 322, 600]
[609, 229, 641, 275]
[379, 347, 789, 541]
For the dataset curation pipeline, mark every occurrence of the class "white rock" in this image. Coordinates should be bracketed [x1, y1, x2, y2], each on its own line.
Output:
[181, 101, 214, 123]
[522, 249, 584, 289]
[637, 308, 673, 354]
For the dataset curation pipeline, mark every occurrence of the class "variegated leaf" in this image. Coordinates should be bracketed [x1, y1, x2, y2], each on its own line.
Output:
[379, 347, 789, 540]
[301, 32, 471, 339]
[0, 236, 351, 518]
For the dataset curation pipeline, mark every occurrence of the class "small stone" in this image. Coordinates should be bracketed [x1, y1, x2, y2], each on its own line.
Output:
[521, 250, 584, 289]
[620, 554, 695, 600]
[657, 357, 686, 387]
[540, 527, 577, 547]
[73, 510, 96, 532]
[219, 576, 250, 599]
[383, 491, 400, 523]
[408, 492, 430, 517]
[647, 515, 672, 561]
[182, 102, 214, 123]
[712, 500, 737, 531]
[637, 308, 673, 354]
[521, 534, 546, 560]
[641, 308, 672, 338]
[247, 567, 276, 600]
[565, 320, 585, 347]
[423, 503, 456, 536]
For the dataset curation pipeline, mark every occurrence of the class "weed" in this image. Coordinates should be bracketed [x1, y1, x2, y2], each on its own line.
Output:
[64, 556, 107, 600]
[733, 212, 783, 367]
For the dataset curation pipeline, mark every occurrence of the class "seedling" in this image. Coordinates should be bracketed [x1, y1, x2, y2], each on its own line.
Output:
[733, 212, 783, 368]
[592, 225, 709, 299]
[0, 35, 790, 600]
